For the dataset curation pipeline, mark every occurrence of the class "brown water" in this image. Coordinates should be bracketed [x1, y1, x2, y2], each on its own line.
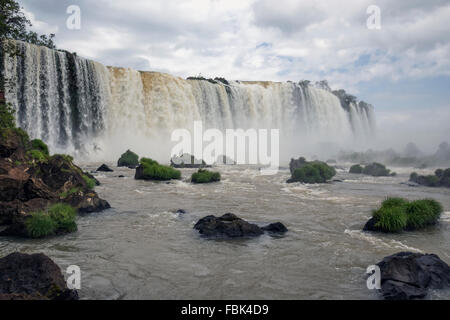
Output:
[1, 164, 449, 300]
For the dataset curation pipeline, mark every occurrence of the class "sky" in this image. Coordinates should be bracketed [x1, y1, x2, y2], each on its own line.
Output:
[19, 0, 450, 152]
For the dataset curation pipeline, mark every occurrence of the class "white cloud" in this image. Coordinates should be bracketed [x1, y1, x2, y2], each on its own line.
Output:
[20, 0, 450, 91]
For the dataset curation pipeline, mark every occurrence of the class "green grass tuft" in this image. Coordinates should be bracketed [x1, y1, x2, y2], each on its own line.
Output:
[25, 212, 57, 238]
[349, 164, 363, 174]
[82, 175, 96, 189]
[118, 149, 139, 167]
[60, 187, 80, 199]
[27, 149, 48, 163]
[48, 203, 77, 233]
[31, 139, 49, 156]
[191, 169, 221, 183]
[373, 206, 408, 232]
[405, 199, 442, 229]
[371, 197, 443, 232]
[140, 159, 181, 180]
[381, 197, 409, 209]
[290, 161, 336, 183]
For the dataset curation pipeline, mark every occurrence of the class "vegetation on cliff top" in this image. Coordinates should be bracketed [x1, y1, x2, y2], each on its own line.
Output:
[1, 0, 56, 54]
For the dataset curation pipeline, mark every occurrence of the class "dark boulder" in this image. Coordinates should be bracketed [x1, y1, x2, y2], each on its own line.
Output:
[194, 213, 263, 238]
[176, 209, 187, 214]
[376, 252, 450, 300]
[194, 213, 287, 238]
[96, 164, 113, 172]
[363, 217, 383, 232]
[261, 222, 288, 233]
[0, 252, 79, 300]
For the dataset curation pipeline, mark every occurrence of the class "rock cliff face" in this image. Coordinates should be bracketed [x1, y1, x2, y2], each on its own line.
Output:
[0, 128, 110, 237]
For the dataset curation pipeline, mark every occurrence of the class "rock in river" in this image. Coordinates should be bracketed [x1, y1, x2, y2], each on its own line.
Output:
[96, 164, 113, 172]
[194, 213, 287, 238]
[376, 252, 450, 300]
[0, 252, 79, 300]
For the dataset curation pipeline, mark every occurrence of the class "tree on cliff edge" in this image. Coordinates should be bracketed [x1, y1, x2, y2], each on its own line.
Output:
[0, 0, 56, 53]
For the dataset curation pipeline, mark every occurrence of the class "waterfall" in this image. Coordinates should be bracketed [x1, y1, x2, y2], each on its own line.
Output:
[2, 41, 376, 162]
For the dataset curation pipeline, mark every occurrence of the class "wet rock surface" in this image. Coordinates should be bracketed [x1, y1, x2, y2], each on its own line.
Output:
[0, 252, 78, 300]
[376, 252, 450, 300]
[194, 213, 287, 238]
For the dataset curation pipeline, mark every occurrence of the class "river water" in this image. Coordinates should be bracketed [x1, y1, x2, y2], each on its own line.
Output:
[1, 164, 449, 300]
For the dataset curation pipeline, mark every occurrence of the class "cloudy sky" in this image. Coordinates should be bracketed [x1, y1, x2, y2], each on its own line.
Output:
[20, 0, 450, 150]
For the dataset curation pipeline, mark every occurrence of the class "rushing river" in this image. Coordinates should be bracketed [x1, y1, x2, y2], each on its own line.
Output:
[1, 164, 449, 300]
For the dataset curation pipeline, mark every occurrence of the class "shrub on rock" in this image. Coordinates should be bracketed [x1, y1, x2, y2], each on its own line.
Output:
[410, 168, 450, 188]
[82, 174, 96, 189]
[349, 164, 363, 174]
[135, 157, 181, 181]
[373, 206, 408, 232]
[25, 203, 78, 238]
[404, 199, 442, 230]
[287, 160, 336, 183]
[0, 103, 16, 130]
[364, 197, 443, 232]
[48, 203, 77, 233]
[191, 169, 221, 183]
[25, 212, 57, 238]
[362, 162, 393, 176]
[117, 149, 139, 167]
[31, 139, 49, 156]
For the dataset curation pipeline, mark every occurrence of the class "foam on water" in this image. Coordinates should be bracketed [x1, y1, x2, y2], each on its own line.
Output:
[344, 229, 423, 253]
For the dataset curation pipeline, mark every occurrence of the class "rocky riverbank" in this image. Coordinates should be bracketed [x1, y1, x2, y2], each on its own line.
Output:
[0, 128, 110, 237]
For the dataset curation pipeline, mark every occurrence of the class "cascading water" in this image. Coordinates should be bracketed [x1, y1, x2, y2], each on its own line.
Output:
[1, 41, 376, 163]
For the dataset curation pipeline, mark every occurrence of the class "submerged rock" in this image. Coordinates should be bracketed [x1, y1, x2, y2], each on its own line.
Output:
[376, 252, 450, 300]
[194, 213, 287, 238]
[261, 222, 288, 233]
[194, 213, 263, 238]
[171, 153, 210, 168]
[0, 252, 79, 300]
[96, 164, 113, 172]
[362, 217, 382, 232]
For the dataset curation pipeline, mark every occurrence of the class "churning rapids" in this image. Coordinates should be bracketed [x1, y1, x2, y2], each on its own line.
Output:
[0, 164, 449, 300]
